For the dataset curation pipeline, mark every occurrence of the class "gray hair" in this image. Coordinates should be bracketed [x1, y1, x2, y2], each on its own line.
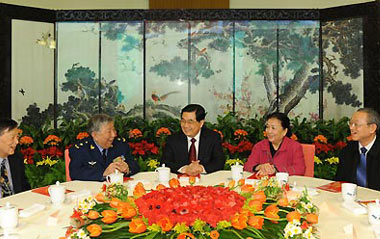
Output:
[357, 108, 380, 132]
[88, 114, 114, 134]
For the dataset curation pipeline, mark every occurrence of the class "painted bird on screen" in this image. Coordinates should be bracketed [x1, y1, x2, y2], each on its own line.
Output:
[151, 91, 180, 103]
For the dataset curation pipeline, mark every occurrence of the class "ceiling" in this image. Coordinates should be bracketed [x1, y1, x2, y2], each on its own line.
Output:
[0, 0, 375, 10]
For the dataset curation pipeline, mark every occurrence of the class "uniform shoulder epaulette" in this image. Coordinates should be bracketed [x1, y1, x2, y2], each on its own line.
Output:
[74, 139, 90, 149]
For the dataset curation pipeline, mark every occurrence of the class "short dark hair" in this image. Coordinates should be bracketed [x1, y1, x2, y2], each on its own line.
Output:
[181, 104, 207, 122]
[88, 114, 114, 134]
[0, 118, 18, 136]
[266, 112, 292, 137]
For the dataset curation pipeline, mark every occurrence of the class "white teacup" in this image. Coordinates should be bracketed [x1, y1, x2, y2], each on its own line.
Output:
[276, 172, 289, 186]
[231, 163, 243, 181]
[48, 181, 66, 205]
[155, 164, 170, 183]
[106, 170, 123, 184]
[368, 200, 380, 226]
[341, 183, 357, 202]
[0, 202, 18, 230]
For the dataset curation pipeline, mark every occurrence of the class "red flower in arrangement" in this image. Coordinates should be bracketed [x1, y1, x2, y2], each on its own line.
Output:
[222, 141, 253, 154]
[76, 132, 89, 140]
[156, 127, 172, 137]
[129, 129, 143, 139]
[290, 133, 298, 141]
[70, 209, 84, 227]
[346, 135, 353, 141]
[128, 140, 159, 156]
[301, 221, 310, 230]
[20, 147, 36, 164]
[135, 186, 245, 227]
[39, 146, 63, 158]
[43, 135, 62, 145]
[334, 141, 347, 150]
[314, 141, 334, 154]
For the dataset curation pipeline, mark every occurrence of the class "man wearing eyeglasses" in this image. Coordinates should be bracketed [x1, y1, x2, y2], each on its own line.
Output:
[161, 104, 225, 176]
[335, 108, 380, 190]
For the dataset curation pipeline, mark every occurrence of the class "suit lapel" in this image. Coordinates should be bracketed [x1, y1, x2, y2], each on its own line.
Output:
[198, 128, 208, 163]
[8, 153, 20, 192]
[179, 132, 189, 162]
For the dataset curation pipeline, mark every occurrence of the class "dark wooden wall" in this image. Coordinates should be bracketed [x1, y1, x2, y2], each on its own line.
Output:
[149, 0, 229, 9]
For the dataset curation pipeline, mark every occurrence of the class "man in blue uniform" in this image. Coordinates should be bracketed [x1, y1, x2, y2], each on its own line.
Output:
[69, 114, 139, 181]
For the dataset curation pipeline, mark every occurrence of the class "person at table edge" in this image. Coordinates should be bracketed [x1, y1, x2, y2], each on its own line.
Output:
[161, 104, 225, 176]
[243, 112, 305, 176]
[69, 114, 139, 181]
[335, 108, 380, 190]
[0, 118, 30, 197]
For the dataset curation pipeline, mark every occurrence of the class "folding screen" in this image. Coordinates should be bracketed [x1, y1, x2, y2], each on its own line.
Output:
[11, 20, 55, 123]
[56, 19, 330, 122]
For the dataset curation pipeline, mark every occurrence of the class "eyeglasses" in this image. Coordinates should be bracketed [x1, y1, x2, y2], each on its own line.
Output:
[347, 121, 371, 128]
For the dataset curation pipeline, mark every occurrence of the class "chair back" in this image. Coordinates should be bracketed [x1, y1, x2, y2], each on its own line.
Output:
[64, 149, 72, 181]
[301, 144, 315, 177]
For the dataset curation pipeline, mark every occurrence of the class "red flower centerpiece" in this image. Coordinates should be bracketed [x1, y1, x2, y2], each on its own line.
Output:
[64, 177, 319, 239]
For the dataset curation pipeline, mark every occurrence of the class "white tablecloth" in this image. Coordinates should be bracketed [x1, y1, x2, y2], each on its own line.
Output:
[1, 171, 379, 239]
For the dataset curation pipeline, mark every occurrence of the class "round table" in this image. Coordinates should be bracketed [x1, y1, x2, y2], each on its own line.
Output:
[0, 171, 379, 239]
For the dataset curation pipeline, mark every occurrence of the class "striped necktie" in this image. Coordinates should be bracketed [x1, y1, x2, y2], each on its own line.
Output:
[0, 160, 13, 197]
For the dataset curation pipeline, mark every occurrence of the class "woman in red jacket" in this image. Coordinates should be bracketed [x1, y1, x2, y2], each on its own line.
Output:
[244, 112, 305, 176]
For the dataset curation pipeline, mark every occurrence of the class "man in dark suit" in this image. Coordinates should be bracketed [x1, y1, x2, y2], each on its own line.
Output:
[335, 108, 380, 190]
[161, 104, 225, 176]
[0, 119, 30, 197]
[69, 114, 139, 181]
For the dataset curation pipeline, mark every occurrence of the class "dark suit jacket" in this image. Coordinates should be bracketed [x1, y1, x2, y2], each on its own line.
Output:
[335, 136, 380, 190]
[161, 127, 225, 173]
[8, 151, 31, 194]
[69, 137, 139, 181]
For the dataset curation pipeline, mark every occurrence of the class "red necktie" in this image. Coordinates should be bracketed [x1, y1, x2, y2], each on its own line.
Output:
[189, 138, 196, 163]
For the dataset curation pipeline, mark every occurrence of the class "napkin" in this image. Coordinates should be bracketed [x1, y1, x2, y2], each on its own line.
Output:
[317, 181, 346, 193]
[247, 172, 275, 179]
[123, 177, 133, 182]
[19, 203, 46, 218]
[32, 186, 74, 197]
[341, 201, 367, 215]
[177, 174, 201, 179]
